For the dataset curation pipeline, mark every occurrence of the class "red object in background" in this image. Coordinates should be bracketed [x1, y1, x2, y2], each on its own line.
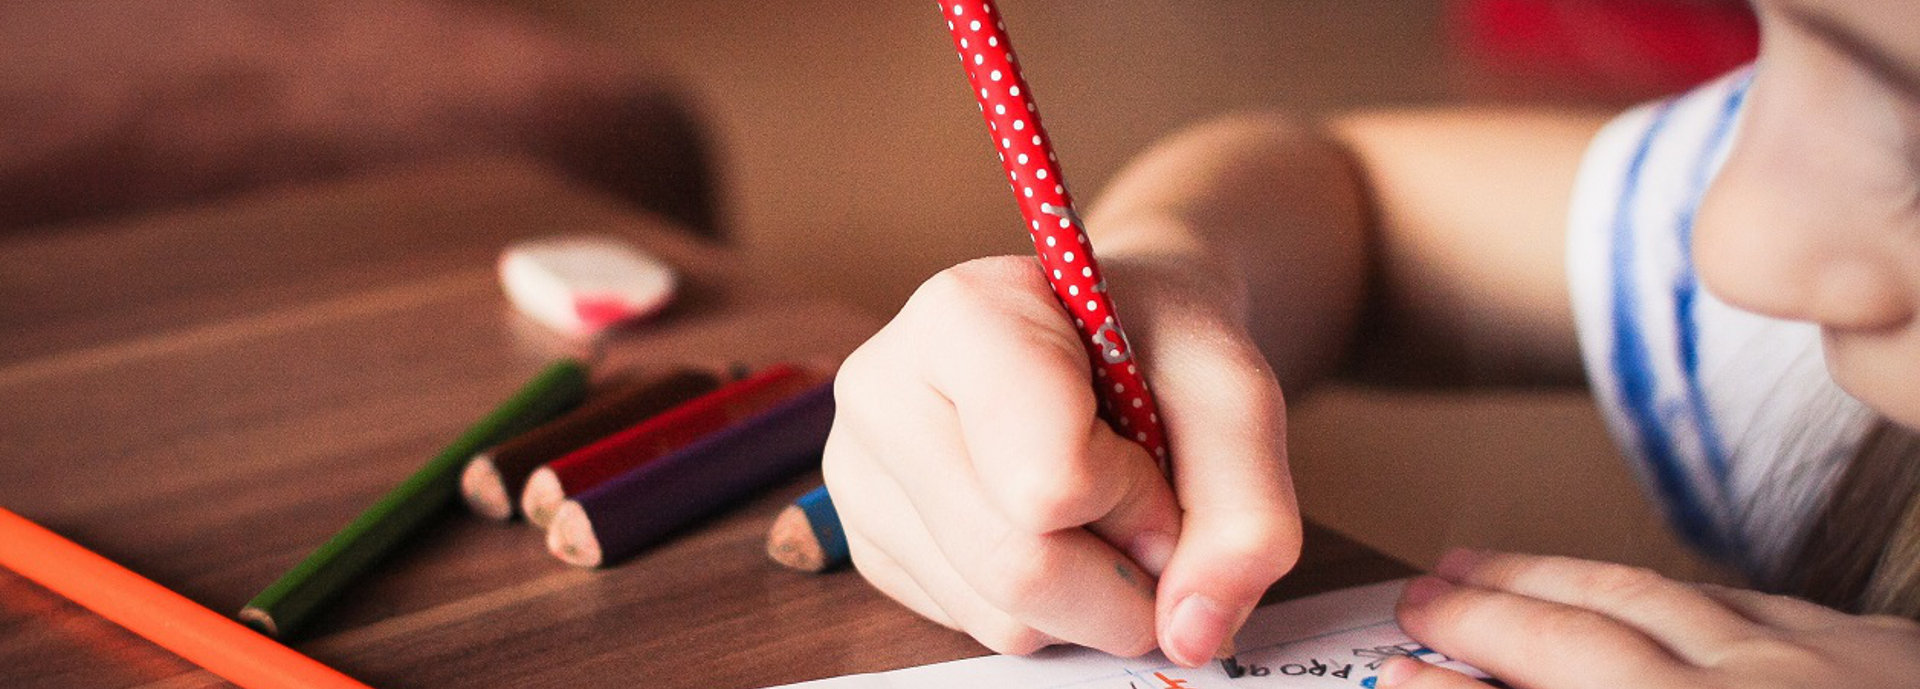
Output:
[1450, 0, 1759, 101]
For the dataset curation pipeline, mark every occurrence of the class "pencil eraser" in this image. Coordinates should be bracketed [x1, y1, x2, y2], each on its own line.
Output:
[499, 236, 678, 336]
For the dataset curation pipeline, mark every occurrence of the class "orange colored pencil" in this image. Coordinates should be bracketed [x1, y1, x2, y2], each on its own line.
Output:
[0, 508, 373, 689]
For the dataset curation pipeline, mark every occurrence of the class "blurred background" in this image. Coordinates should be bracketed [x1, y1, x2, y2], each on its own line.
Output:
[1, 0, 1759, 582]
[487, 0, 1753, 314]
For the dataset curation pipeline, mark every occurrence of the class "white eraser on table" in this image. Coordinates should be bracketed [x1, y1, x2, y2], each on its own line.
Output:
[499, 236, 678, 336]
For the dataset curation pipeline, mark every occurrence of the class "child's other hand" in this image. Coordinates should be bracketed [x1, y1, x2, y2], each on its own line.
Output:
[1384, 549, 1920, 688]
[823, 255, 1300, 666]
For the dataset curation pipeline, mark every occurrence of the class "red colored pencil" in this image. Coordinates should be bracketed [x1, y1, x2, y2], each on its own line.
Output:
[546, 383, 836, 568]
[519, 364, 822, 527]
[938, 1, 1169, 467]
[459, 369, 723, 521]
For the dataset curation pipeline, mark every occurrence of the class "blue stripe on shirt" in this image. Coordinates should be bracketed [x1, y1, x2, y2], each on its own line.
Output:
[1672, 75, 1753, 505]
[1609, 99, 1729, 557]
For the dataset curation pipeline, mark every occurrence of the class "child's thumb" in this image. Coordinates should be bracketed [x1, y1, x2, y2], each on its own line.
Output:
[1149, 369, 1301, 667]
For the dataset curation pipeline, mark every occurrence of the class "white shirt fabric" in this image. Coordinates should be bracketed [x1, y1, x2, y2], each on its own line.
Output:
[1566, 68, 1878, 586]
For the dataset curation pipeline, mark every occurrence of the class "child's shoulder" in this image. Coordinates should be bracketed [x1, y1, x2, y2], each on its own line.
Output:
[1563, 65, 1880, 585]
[1569, 67, 1755, 240]
[1565, 68, 1756, 365]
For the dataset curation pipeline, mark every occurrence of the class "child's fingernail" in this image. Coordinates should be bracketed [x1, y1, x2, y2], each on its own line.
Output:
[1402, 575, 1453, 608]
[1130, 530, 1175, 578]
[1165, 593, 1235, 667]
[1377, 656, 1421, 687]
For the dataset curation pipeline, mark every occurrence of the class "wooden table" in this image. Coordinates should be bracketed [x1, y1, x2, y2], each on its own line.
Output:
[0, 157, 1411, 688]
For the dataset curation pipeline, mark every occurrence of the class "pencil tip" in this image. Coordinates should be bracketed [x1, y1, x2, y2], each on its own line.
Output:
[766, 505, 825, 572]
[459, 457, 513, 521]
[1219, 655, 1246, 679]
[237, 606, 279, 638]
[521, 467, 564, 528]
[545, 501, 602, 568]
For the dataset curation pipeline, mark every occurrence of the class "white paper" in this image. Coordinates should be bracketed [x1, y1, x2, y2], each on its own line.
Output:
[770, 580, 1489, 688]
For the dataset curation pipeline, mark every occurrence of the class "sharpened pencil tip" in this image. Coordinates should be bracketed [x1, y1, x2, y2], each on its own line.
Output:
[545, 501, 602, 568]
[521, 467, 565, 528]
[1220, 655, 1246, 679]
[459, 457, 513, 521]
[766, 505, 826, 572]
[237, 607, 279, 638]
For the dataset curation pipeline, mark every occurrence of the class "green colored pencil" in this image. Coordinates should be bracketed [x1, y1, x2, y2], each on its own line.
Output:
[241, 359, 590, 638]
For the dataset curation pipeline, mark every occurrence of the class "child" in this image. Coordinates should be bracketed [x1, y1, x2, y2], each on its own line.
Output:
[820, 0, 1920, 686]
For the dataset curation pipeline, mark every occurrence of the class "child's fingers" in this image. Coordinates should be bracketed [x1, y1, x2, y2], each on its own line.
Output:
[911, 257, 1159, 535]
[851, 525, 1062, 655]
[1692, 583, 1857, 631]
[1375, 656, 1493, 689]
[1080, 424, 1181, 577]
[843, 525, 958, 630]
[940, 329, 1167, 537]
[838, 366, 1161, 655]
[823, 428, 956, 629]
[1148, 343, 1302, 667]
[1395, 575, 1701, 689]
[831, 258, 1171, 656]
[827, 432, 1061, 654]
[1432, 549, 1757, 664]
[884, 407, 1160, 656]
[900, 257, 1185, 578]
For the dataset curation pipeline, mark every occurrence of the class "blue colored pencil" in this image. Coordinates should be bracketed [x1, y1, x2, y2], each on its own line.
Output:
[766, 484, 850, 572]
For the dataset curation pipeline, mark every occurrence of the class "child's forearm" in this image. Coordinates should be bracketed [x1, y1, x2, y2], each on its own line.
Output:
[1085, 114, 1371, 392]
[1087, 109, 1606, 389]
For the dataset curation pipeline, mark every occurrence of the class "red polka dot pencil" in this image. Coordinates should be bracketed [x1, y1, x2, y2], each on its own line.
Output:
[765, 5, 1180, 574]
[937, 0, 1169, 466]
[937, 0, 1238, 665]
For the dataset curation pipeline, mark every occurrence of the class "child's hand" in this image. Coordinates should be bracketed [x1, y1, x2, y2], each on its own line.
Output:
[823, 255, 1300, 667]
[1383, 549, 1920, 688]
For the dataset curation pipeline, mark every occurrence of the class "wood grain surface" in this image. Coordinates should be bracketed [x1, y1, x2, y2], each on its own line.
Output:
[0, 156, 1409, 688]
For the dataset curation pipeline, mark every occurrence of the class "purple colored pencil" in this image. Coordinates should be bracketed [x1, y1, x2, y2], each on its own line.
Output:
[546, 382, 835, 567]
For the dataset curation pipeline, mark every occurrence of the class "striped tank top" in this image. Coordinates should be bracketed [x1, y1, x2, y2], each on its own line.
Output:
[1566, 68, 1879, 586]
